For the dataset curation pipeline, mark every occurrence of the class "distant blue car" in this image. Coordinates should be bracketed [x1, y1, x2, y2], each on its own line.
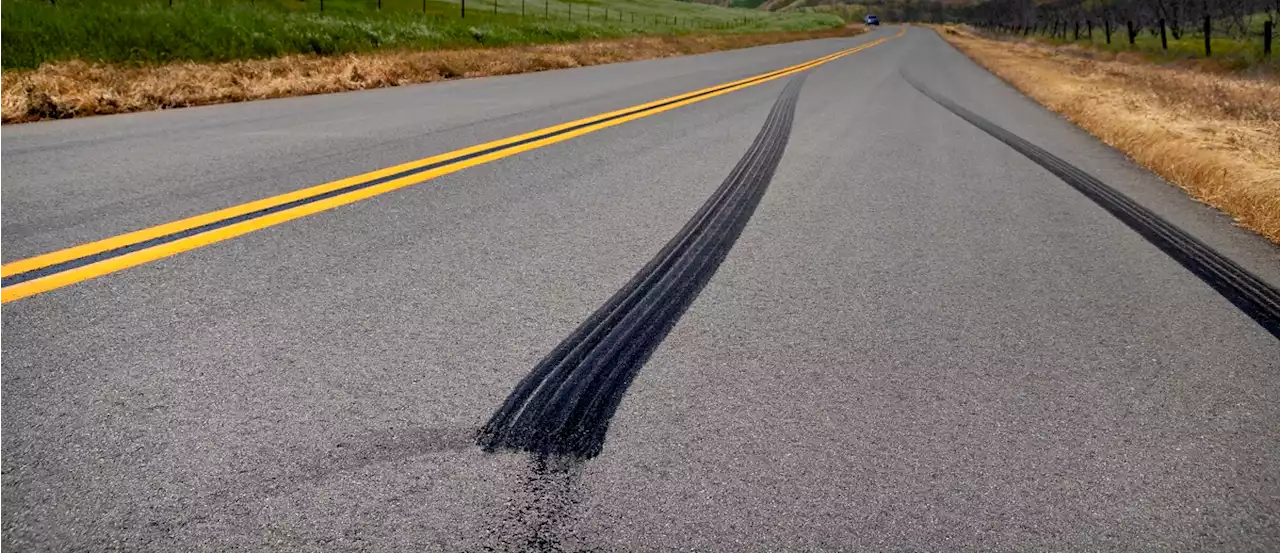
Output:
[864, 14, 880, 26]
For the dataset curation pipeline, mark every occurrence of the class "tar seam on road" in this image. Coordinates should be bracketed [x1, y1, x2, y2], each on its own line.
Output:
[477, 75, 807, 459]
[902, 73, 1280, 339]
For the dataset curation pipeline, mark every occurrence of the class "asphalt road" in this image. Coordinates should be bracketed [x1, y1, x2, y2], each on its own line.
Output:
[3, 26, 1279, 552]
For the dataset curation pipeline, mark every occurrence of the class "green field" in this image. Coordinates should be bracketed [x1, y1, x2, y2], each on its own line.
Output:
[2, 0, 842, 69]
[795, 3, 869, 22]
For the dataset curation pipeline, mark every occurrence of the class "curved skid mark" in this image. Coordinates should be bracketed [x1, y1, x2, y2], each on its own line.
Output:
[477, 75, 808, 459]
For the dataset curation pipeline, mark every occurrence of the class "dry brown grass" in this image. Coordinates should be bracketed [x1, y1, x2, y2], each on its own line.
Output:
[0, 27, 861, 125]
[936, 26, 1280, 244]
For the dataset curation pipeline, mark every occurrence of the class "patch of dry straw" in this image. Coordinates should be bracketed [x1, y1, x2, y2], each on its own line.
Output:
[0, 28, 861, 124]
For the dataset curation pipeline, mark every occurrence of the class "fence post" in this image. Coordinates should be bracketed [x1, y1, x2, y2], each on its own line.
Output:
[321, 0, 324, 13]
[1127, 20, 1135, 44]
[1266, 20, 1273, 57]
[493, 0, 497, 16]
[461, 0, 465, 18]
[1087, 19, 1092, 41]
[1105, 18, 1111, 43]
[1203, 15, 1210, 56]
[1159, 19, 1167, 50]
[521, 0, 525, 18]
[1074, 20, 1079, 40]
[545, 0, 548, 19]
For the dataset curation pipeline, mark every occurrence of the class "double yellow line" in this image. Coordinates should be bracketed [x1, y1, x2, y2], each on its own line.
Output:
[1, 27, 903, 304]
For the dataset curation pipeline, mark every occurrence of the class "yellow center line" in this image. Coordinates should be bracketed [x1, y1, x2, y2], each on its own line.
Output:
[1, 27, 904, 304]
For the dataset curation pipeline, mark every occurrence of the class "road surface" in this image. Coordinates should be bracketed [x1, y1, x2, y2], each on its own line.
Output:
[3, 26, 1279, 552]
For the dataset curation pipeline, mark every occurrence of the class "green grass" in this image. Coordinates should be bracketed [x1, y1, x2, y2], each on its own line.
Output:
[2, 0, 842, 69]
[794, 3, 867, 22]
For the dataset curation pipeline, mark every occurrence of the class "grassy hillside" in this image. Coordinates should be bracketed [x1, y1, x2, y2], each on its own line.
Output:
[758, 0, 869, 23]
[2, 0, 842, 69]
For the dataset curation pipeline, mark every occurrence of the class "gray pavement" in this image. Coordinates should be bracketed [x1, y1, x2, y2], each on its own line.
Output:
[3, 25, 1278, 552]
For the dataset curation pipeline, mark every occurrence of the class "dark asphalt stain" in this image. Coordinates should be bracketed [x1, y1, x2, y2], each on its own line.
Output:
[902, 71, 1280, 340]
[206, 426, 477, 502]
[477, 75, 807, 459]
[306, 425, 476, 479]
[483, 455, 587, 553]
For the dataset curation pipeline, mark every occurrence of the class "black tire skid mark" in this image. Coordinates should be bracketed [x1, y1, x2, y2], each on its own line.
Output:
[478, 74, 808, 459]
[901, 72, 1280, 339]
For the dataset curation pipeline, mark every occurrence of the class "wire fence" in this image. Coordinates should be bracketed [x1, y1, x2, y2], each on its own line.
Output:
[36, 0, 770, 32]
[833, 0, 1274, 61]
[974, 17, 1273, 58]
